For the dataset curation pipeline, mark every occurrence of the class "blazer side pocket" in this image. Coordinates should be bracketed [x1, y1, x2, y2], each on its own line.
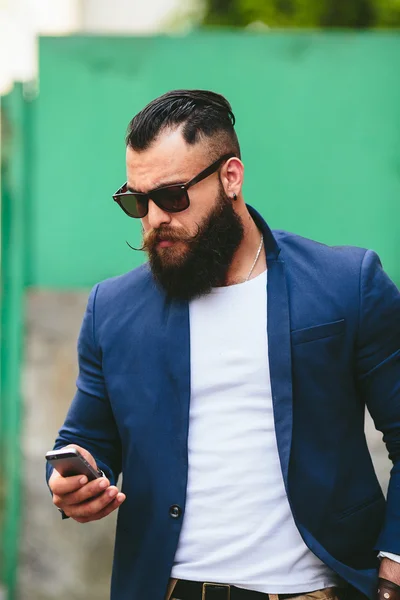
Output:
[336, 492, 385, 521]
[291, 319, 345, 346]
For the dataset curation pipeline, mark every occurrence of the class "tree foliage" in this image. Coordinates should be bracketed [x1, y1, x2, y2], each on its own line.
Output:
[202, 0, 400, 28]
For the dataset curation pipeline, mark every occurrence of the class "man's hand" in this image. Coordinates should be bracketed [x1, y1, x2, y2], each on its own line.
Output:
[49, 444, 126, 523]
[379, 557, 400, 586]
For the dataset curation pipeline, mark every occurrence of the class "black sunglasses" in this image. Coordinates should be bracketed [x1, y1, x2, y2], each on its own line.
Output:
[112, 152, 235, 219]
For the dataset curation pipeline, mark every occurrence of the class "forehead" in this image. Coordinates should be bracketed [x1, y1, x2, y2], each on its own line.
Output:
[126, 129, 208, 191]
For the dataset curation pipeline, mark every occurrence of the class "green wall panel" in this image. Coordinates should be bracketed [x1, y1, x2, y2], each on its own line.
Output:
[33, 32, 400, 288]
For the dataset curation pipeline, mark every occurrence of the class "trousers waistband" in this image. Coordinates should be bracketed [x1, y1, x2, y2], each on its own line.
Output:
[172, 579, 324, 600]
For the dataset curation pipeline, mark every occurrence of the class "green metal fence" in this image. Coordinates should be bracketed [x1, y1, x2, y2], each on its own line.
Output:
[0, 84, 32, 600]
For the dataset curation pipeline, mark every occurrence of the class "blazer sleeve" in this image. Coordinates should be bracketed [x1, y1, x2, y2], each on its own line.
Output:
[46, 284, 122, 487]
[355, 250, 400, 552]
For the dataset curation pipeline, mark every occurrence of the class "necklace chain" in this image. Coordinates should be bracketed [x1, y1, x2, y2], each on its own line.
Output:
[246, 234, 264, 282]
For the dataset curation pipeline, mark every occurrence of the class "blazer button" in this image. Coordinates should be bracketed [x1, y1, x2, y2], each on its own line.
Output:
[169, 505, 182, 519]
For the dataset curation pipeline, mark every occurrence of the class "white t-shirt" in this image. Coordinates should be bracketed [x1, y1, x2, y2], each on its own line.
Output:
[171, 270, 339, 593]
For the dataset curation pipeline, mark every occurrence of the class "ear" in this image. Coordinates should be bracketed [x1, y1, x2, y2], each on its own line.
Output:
[219, 157, 244, 200]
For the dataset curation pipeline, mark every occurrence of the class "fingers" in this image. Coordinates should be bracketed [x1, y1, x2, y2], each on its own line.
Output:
[52, 476, 110, 513]
[50, 470, 91, 496]
[56, 476, 110, 507]
[62, 487, 126, 522]
[74, 493, 126, 523]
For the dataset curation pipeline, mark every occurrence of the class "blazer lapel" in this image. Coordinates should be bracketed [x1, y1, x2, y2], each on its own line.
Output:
[164, 298, 191, 439]
[266, 257, 293, 490]
[248, 205, 293, 490]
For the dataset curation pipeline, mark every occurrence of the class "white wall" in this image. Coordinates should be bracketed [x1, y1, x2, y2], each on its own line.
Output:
[0, 0, 183, 94]
[0, 0, 81, 93]
[81, 0, 181, 33]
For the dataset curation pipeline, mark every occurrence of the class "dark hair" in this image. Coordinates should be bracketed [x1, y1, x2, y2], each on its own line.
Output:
[126, 89, 241, 159]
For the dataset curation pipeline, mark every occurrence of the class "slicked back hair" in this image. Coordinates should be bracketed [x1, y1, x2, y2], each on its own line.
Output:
[125, 89, 241, 160]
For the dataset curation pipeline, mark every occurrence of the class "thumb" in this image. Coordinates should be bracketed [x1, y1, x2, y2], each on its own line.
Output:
[49, 465, 62, 489]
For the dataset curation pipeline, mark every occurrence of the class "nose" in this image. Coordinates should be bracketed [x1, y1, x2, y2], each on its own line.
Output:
[146, 199, 171, 229]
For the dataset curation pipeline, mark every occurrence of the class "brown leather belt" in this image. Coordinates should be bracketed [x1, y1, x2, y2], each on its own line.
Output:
[173, 579, 309, 600]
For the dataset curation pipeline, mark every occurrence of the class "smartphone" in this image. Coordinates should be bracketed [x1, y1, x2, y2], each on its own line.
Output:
[45, 447, 100, 481]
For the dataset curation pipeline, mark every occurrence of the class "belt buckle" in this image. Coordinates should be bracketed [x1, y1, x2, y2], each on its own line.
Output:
[202, 582, 231, 600]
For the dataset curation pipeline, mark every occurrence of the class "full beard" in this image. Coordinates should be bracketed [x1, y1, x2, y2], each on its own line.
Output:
[143, 189, 244, 301]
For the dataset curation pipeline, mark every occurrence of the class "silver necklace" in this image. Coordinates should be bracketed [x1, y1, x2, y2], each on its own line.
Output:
[246, 234, 264, 281]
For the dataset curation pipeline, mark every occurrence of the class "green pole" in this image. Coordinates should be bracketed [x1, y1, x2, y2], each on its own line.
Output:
[0, 83, 29, 600]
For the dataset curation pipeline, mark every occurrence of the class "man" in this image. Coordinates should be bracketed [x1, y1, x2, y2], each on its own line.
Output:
[47, 90, 400, 600]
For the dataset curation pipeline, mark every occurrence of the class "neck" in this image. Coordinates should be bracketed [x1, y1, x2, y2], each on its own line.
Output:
[225, 203, 266, 285]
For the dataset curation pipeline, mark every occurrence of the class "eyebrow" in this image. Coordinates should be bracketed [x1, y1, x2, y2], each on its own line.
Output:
[126, 173, 190, 194]
[127, 178, 186, 194]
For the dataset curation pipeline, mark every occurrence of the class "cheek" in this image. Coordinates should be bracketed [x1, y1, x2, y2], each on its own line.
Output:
[188, 186, 221, 220]
[183, 192, 210, 219]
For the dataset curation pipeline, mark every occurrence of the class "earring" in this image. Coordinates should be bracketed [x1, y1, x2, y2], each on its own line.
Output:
[232, 193, 237, 201]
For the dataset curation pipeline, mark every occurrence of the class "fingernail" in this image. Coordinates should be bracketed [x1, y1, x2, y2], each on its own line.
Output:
[99, 479, 108, 489]
[79, 476, 88, 485]
[108, 488, 118, 498]
[117, 493, 125, 503]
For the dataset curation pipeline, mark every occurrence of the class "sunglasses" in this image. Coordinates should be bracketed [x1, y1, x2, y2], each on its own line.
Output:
[112, 152, 235, 219]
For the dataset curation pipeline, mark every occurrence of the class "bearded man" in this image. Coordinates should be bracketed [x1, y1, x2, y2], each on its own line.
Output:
[47, 90, 400, 600]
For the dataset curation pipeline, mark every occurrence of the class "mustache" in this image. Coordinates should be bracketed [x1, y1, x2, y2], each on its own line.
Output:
[126, 225, 201, 252]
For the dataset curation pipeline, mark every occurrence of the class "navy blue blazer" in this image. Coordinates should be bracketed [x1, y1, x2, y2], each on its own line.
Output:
[47, 207, 400, 600]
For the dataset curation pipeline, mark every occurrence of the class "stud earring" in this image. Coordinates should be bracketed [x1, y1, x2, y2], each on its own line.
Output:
[232, 193, 237, 201]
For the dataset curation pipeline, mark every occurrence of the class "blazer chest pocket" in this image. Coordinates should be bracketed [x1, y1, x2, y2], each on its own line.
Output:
[291, 319, 345, 346]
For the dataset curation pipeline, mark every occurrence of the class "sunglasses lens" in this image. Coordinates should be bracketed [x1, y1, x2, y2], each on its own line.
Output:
[153, 186, 188, 213]
[114, 185, 189, 218]
[118, 194, 148, 218]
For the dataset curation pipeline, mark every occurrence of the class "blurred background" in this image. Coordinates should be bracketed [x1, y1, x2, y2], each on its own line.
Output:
[1, 0, 399, 599]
